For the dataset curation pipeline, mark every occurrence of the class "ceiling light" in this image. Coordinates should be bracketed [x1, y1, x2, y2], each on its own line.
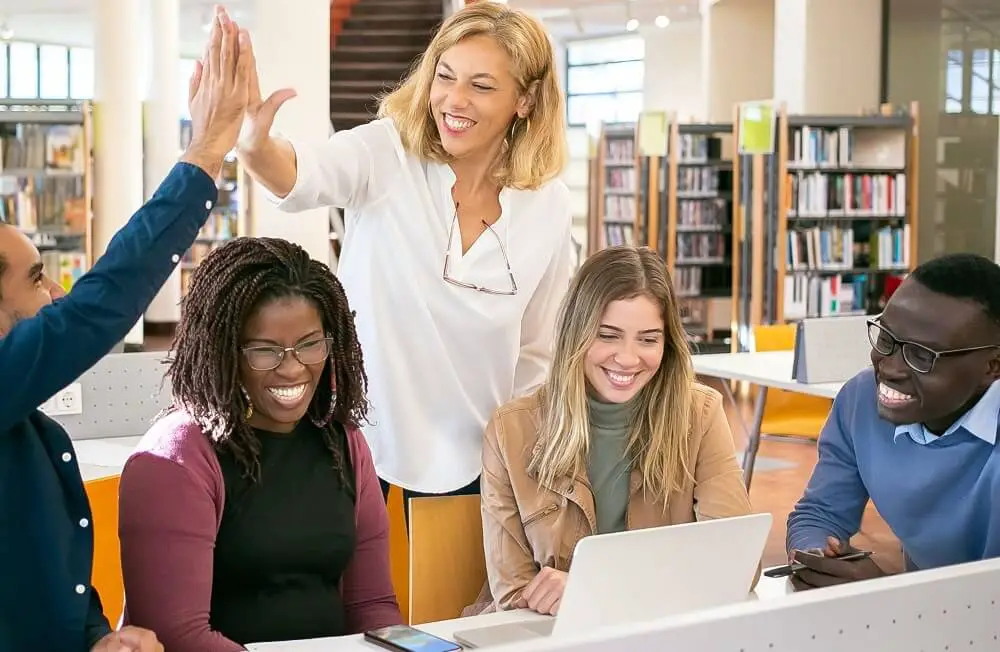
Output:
[655, 15, 670, 27]
[626, 18, 639, 31]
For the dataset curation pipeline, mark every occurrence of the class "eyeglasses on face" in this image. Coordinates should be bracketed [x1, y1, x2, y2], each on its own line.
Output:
[240, 337, 334, 371]
[866, 319, 999, 374]
[442, 208, 518, 296]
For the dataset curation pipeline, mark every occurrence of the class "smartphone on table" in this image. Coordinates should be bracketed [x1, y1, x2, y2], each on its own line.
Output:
[364, 624, 462, 652]
[764, 549, 873, 578]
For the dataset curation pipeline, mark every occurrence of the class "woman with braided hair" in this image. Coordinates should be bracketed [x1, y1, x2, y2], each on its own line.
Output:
[116, 237, 402, 651]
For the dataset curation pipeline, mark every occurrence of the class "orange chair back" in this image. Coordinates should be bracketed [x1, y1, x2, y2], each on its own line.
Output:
[753, 324, 831, 439]
[84, 475, 124, 626]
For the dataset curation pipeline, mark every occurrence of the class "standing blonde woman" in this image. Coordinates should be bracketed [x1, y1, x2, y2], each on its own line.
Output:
[471, 246, 754, 616]
[229, 3, 572, 503]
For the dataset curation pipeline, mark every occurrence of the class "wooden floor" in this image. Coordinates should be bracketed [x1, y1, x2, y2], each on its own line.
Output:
[142, 333, 902, 572]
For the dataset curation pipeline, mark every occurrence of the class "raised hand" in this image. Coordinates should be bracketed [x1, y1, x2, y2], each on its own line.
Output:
[237, 29, 297, 152]
[183, 5, 252, 178]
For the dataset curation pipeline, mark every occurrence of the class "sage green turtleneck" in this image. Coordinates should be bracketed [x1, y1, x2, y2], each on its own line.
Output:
[586, 395, 633, 535]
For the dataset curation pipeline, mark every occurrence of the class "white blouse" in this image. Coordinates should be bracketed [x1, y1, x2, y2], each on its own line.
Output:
[270, 118, 572, 493]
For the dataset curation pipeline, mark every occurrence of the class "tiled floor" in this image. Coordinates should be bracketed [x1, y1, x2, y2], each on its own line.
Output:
[140, 332, 903, 573]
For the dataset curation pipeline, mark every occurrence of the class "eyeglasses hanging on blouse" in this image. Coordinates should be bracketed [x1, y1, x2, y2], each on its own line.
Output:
[442, 205, 518, 296]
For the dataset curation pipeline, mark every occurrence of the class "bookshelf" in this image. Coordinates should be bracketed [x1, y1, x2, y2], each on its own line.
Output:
[731, 102, 919, 349]
[668, 122, 735, 351]
[0, 100, 92, 291]
[178, 119, 250, 298]
[589, 122, 639, 253]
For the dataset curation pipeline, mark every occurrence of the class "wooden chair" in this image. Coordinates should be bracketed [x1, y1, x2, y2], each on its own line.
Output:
[753, 324, 832, 440]
[407, 495, 487, 625]
[84, 475, 124, 626]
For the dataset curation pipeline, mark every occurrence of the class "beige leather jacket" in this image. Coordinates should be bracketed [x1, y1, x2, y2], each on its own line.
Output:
[469, 382, 755, 614]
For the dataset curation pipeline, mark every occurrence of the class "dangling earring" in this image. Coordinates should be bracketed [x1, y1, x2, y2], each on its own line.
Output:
[241, 386, 254, 421]
[311, 373, 337, 428]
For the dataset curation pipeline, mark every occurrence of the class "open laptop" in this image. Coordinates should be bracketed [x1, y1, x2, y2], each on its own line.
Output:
[453, 512, 772, 648]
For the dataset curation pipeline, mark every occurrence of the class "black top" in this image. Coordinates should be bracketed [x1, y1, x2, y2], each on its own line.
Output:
[210, 421, 357, 645]
[0, 162, 219, 652]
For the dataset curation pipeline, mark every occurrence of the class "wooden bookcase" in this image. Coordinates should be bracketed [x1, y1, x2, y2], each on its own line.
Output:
[588, 122, 639, 253]
[0, 99, 93, 291]
[731, 102, 919, 348]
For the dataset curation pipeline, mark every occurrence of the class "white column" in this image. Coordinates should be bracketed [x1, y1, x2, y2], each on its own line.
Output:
[251, 0, 331, 262]
[773, 0, 882, 114]
[142, 0, 183, 325]
[700, 0, 774, 123]
[642, 22, 705, 121]
[94, 0, 146, 345]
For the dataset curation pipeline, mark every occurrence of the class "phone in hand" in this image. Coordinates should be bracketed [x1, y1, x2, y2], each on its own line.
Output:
[363, 625, 462, 652]
[764, 549, 873, 578]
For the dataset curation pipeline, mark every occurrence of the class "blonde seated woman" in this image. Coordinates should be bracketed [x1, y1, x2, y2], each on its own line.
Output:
[466, 245, 755, 616]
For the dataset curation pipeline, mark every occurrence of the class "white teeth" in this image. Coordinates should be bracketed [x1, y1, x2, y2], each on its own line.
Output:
[444, 114, 474, 130]
[878, 382, 914, 404]
[606, 370, 638, 387]
[267, 384, 307, 402]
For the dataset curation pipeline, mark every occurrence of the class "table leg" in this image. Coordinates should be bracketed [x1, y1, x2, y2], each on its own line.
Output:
[741, 386, 769, 490]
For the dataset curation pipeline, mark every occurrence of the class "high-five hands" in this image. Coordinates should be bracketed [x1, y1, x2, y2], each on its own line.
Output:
[789, 536, 886, 591]
[182, 4, 252, 179]
[236, 11, 297, 153]
[514, 567, 568, 616]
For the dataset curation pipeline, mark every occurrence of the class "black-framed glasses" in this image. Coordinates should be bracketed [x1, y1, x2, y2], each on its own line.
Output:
[867, 319, 999, 374]
[442, 207, 518, 296]
[241, 337, 334, 371]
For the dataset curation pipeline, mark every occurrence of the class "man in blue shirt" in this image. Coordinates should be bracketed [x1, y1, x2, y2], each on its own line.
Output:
[0, 13, 252, 651]
[787, 253, 1000, 590]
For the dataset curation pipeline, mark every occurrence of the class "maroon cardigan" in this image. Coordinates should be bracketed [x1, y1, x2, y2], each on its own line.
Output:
[118, 410, 402, 651]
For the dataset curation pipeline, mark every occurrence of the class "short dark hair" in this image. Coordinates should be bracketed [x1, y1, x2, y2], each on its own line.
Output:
[166, 237, 369, 482]
[910, 253, 1000, 326]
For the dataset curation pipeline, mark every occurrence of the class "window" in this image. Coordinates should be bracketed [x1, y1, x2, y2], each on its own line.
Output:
[941, 47, 1000, 116]
[8, 42, 39, 98]
[944, 49, 962, 114]
[564, 36, 644, 127]
[39, 45, 69, 99]
[69, 47, 94, 99]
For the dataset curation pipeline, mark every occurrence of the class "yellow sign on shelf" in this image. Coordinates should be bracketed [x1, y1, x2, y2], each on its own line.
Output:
[737, 100, 776, 155]
[637, 111, 668, 157]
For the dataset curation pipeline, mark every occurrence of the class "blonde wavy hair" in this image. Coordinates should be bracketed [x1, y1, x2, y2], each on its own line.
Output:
[529, 246, 695, 504]
[377, 2, 568, 190]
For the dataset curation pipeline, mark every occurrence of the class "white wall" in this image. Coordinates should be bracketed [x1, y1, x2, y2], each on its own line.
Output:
[641, 22, 705, 120]
[701, 0, 774, 123]
[249, 0, 331, 263]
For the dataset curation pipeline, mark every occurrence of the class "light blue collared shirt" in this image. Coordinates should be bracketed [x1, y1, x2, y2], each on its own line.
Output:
[894, 380, 1000, 446]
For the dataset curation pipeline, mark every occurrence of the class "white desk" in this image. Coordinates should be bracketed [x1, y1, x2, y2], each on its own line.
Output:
[73, 436, 139, 482]
[246, 576, 794, 650]
[692, 351, 844, 488]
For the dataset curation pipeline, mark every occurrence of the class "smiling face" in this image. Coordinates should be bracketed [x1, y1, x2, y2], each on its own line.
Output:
[238, 295, 330, 433]
[871, 279, 1000, 433]
[584, 294, 666, 404]
[429, 34, 531, 161]
[0, 225, 65, 336]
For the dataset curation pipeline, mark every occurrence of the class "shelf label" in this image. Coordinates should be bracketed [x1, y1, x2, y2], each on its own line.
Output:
[738, 100, 776, 155]
[637, 111, 669, 157]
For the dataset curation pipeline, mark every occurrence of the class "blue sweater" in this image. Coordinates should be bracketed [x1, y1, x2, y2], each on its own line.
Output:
[0, 163, 217, 651]
[787, 368, 1000, 571]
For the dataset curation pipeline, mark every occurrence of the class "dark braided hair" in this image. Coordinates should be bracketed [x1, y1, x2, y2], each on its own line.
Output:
[167, 236, 368, 482]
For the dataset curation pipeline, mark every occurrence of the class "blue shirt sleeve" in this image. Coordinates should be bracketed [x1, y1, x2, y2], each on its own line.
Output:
[786, 380, 871, 554]
[0, 162, 218, 433]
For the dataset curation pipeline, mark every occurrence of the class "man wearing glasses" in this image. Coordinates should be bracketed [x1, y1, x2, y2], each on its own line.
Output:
[786, 253, 1000, 590]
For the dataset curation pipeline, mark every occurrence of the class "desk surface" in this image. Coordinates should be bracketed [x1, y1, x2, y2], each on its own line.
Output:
[246, 576, 794, 650]
[693, 351, 844, 399]
[74, 436, 139, 482]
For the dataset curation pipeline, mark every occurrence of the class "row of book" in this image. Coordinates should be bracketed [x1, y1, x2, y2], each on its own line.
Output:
[0, 124, 86, 173]
[605, 167, 636, 193]
[677, 232, 726, 262]
[677, 134, 723, 163]
[786, 225, 910, 271]
[605, 137, 634, 163]
[678, 198, 729, 229]
[0, 175, 87, 233]
[604, 222, 634, 247]
[604, 195, 636, 224]
[788, 125, 904, 170]
[787, 171, 907, 217]
[783, 273, 867, 320]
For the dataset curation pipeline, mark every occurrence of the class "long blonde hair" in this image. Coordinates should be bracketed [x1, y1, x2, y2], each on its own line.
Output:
[377, 3, 567, 190]
[530, 246, 695, 504]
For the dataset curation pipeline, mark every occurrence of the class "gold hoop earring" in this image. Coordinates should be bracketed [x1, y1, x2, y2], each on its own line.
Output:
[241, 386, 254, 421]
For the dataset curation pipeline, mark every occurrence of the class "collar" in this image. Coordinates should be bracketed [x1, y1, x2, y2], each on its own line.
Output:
[893, 380, 1000, 445]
